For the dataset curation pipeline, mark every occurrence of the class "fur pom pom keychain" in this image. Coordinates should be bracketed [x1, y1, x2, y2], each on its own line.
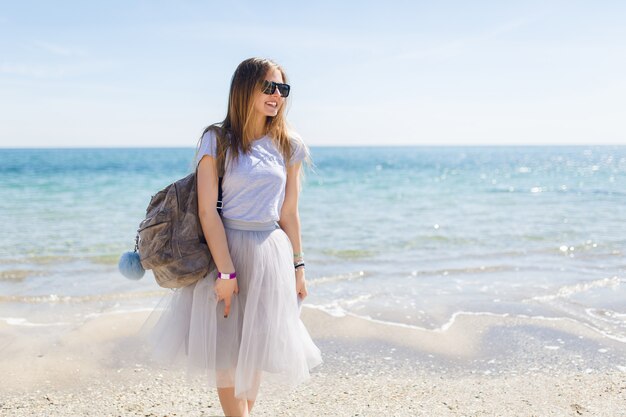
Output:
[118, 234, 145, 280]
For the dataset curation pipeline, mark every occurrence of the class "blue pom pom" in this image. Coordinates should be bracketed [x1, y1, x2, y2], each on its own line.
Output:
[118, 251, 145, 280]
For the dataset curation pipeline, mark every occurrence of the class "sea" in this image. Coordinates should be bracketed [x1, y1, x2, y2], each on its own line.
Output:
[1, 146, 625, 344]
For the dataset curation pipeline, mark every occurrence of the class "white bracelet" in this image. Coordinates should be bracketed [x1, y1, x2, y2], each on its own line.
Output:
[217, 271, 237, 280]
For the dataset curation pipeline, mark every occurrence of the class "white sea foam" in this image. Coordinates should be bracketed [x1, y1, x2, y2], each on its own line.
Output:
[410, 265, 513, 277]
[529, 276, 622, 302]
[523, 277, 626, 343]
[307, 270, 366, 287]
[83, 307, 158, 320]
[303, 293, 373, 318]
[0, 317, 71, 327]
[0, 290, 167, 304]
[304, 305, 626, 343]
[1, 306, 159, 328]
[585, 308, 626, 326]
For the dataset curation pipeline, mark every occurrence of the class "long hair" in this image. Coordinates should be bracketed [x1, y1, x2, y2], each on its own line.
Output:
[193, 57, 312, 176]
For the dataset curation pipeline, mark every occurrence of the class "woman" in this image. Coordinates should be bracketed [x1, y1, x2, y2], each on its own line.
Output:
[144, 57, 323, 416]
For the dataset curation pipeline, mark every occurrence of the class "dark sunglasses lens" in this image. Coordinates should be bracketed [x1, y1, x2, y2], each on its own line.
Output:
[277, 84, 290, 97]
[261, 80, 275, 94]
[261, 81, 290, 97]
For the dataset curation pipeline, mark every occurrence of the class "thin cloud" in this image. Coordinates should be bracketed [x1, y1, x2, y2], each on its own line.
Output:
[0, 63, 63, 78]
[32, 40, 87, 57]
[393, 17, 535, 62]
[0, 60, 119, 78]
[157, 21, 388, 53]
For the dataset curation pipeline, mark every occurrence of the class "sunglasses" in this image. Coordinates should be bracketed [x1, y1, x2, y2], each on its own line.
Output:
[261, 80, 290, 97]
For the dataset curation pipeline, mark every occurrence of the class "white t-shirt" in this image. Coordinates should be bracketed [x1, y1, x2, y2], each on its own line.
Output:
[195, 129, 308, 223]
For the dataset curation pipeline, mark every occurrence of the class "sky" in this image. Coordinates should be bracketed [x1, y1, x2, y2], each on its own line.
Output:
[1, 0, 625, 147]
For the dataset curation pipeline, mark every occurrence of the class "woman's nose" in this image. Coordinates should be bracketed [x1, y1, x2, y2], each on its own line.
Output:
[272, 84, 283, 97]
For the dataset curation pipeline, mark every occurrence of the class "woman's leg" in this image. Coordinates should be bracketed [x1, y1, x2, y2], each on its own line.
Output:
[246, 370, 262, 413]
[216, 369, 248, 416]
[216, 370, 260, 416]
[217, 386, 248, 417]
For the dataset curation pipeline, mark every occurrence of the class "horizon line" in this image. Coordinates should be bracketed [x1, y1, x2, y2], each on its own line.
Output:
[2, 143, 625, 150]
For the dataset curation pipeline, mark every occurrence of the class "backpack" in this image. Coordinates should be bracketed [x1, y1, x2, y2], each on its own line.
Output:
[122, 134, 227, 288]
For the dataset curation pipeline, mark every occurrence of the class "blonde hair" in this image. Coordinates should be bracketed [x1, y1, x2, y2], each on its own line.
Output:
[193, 57, 312, 177]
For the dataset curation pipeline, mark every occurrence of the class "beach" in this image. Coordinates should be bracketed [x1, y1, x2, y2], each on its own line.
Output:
[4, 0, 626, 410]
[2, 305, 624, 416]
[2, 146, 626, 416]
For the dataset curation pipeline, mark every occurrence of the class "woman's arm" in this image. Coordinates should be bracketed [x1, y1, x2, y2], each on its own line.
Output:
[278, 161, 308, 299]
[197, 155, 235, 274]
[197, 154, 238, 317]
[278, 161, 303, 254]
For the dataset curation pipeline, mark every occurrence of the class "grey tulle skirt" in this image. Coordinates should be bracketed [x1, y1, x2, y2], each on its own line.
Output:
[141, 218, 323, 401]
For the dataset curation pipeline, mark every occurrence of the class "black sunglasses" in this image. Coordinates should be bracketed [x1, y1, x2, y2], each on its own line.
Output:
[261, 80, 290, 97]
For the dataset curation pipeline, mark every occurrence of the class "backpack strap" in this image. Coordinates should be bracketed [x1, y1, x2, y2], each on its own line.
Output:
[215, 132, 228, 215]
[216, 176, 224, 215]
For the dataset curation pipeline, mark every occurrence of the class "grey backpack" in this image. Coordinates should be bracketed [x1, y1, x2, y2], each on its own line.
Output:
[134, 136, 227, 288]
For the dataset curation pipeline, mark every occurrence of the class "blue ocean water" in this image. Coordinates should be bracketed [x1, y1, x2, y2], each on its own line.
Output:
[1, 146, 625, 342]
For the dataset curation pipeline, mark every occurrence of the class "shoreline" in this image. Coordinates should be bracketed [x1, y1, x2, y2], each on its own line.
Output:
[1, 306, 625, 416]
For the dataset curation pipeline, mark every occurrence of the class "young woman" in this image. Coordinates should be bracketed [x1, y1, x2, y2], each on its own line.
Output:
[145, 57, 323, 416]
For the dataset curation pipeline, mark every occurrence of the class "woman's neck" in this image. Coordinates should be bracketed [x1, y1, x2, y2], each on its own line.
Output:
[250, 114, 267, 140]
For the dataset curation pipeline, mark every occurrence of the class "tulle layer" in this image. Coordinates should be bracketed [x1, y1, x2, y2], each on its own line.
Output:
[141, 225, 323, 400]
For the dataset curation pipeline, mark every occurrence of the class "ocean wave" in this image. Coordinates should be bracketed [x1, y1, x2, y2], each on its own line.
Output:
[0, 254, 125, 267]
[321, 249, 376, 259]
[0, 255, 76, 265]
[0, 307, 159, 328]
[307, 270, 366, 286]
[586, 308, 626, 326]
[487, 186, 626, 197]
[401, 235, 480, 247]
[410, 265, 515, 277]
[528, 276, 623, 302]
[0, 290, 168, 304]
[433, 243, 624, 263]
[88, 254, 123, 265]
[0, 317, 72, 327]
[303, 293, 373, 317]
[83, 307, 159, 319]
[305, 306, 626, 343]
[0, 269, 49, 281]
[523, 278, 626, 343]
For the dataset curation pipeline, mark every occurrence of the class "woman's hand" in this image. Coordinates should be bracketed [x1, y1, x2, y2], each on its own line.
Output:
[295, 268, 307, 301]
[214, 278, 239, 318]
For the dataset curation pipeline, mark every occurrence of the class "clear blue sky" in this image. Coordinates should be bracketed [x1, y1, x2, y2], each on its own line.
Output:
[1, 1, 625, 147]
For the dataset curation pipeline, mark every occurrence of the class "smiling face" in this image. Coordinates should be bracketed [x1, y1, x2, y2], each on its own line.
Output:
[252, 66, 286, 119]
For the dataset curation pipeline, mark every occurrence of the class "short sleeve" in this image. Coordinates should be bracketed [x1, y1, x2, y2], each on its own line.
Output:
[289, 136, 309, 166]
[195, 129, 218, 167]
